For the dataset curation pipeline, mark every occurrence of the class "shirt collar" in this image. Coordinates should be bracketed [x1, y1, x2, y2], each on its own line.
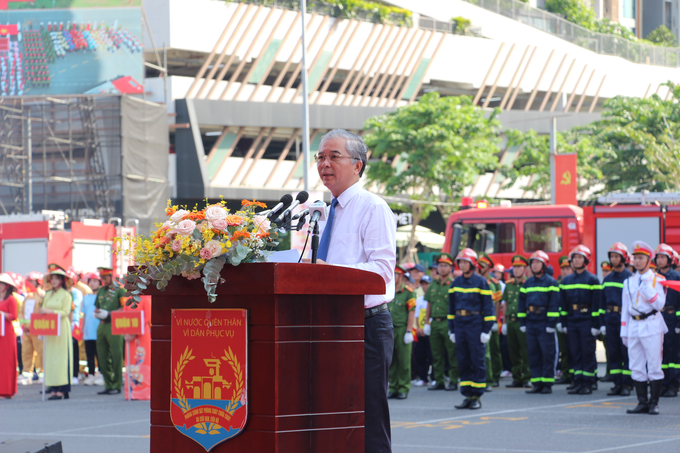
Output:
[334, 181, 362, 209]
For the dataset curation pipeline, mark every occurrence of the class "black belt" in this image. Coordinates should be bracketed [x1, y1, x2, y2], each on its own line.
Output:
[632, 310, 658, 321]
[365, 303, 389, 318]
[606, 305, 621, 313]
[432, 317, 447, 322]
[528, 306, 545, 314]
[571, 304, 591, 313]
[455, 310, 480, 316]
[664, 306, 677, 314]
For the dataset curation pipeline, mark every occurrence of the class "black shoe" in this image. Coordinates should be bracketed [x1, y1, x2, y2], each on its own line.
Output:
[506, 381, 524, 388]
[600, 374, 613, 382]
[98, 389, 113, 395]
[445, 382, 458, 391]
[620, 386, 631, 396]
[387, 391, 396, 399]
[47, 394, 62, 400]
[455, 398, 472, 409]
[396, 392, 407, 400]
[428, 382, 445, 391]
[649, 380, 662, 415]
[485, 385, 493, 392]
[540, 386, 553, 394]
[591, 382, 598, 391]
[523, 382, 533, 389]
[567, 385, 582, 394]
[661, 387, 677, 398]
[578, 386, 592, 395]
[526, 384, 542, 394]
[566, 382, 578, 391]
[627, 381, 650, 414]
[469, 398, 482, 410]
[493, 381, 500, 387]
[607, 385, 622, 396]
[63, 392, 69, 400]
[554, 376, 571, 385]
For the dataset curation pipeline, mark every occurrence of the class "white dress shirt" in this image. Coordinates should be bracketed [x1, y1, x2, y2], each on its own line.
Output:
[621, 269, 668, 338]
[320, 181, 397, 308]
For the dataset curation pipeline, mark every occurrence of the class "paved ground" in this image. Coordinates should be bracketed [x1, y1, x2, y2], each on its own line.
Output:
[3, 365, 680, 453]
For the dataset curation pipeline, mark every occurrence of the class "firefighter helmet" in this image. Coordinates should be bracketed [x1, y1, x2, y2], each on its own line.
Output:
[529, 250, 550, 266]
[654, 244, 675, 264]
[608, 242, 629, 262]
[456, 248, 478, 268]
[569, 245, 591, 264]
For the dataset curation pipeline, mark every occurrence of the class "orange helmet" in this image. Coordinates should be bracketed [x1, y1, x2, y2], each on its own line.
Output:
[529, 250, 550, 266]
[85, 272, 101, 282]
[608, 242, 629, 262]
[654, 243, 674, 263]
[673, 250, 680, 268]
[66, 269, 78, 284]
[493, 263, 505, 273]
[569, 245, 591, 263]
[456, 248, 478, 268]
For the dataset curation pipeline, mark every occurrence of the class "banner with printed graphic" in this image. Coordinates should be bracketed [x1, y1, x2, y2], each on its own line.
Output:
[554, 153, 577, 206]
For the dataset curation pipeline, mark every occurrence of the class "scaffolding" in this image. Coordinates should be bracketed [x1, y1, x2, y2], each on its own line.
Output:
[0, 95, 123, 220]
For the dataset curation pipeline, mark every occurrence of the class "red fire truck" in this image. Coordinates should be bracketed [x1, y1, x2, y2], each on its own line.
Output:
[442, 201, 680, 279]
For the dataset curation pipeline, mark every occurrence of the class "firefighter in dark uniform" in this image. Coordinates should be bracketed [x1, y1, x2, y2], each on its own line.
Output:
[478, 252, 503, 389]
[560, 245, 603, 395]
[448, 248, 494, 410]
[601, 242, 633, 396]
[503, 255, 531, 388]
[387, 265, 416, 400]
[424, 253, 458, 391]
[555, 256, 573, 385]
[654, 243, 680, 397]
[518, 251, 560, 394]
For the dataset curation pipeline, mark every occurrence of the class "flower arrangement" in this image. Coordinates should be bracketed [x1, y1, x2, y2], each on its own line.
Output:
[113, 199, 277, 306]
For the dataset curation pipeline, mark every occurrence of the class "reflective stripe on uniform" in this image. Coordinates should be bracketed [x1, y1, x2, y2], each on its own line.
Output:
[447, 314, 455, 319]
[591, 312, 599, 317]
[547, 312, 560, 317]
[531, 377, 555, 383]
[560, 284, 603, 290]
[460, 381, 487, 388]
[519, 286, 560, 293]
[448, 288, 493, 295]
[517, 313, 526, 318]
[603, 282, 624, 289]
[484, 316, 496, 322]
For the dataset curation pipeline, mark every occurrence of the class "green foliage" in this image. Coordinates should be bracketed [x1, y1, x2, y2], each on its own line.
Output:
[503, 82, 680, 198]
[451, 16, 472, 35]
[646, 25, 678, 47]
[364, 93, 501, 258]
[545, 0, 638, 43]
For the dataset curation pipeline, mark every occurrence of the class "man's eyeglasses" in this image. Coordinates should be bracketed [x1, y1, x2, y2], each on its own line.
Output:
[314, 153, 357, 164]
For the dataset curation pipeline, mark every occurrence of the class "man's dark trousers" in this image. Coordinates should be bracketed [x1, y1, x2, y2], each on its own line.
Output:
[365, 310, 394, 453]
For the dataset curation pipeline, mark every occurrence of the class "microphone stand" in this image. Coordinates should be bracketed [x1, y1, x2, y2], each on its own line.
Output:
[310, 222, 320, 264]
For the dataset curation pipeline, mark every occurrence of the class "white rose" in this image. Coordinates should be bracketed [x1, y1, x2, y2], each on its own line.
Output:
[162, 220, 173, 229]
[170, 209, 189, 223]
[205, 206, 228, 222]
[176, 219, 196, 236]
[253, 216, 271, 234]
[205, 240, 223, 257]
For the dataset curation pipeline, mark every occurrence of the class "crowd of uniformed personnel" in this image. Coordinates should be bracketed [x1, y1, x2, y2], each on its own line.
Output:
[3, 265, 127, 399]
[386, 240, 676, 415]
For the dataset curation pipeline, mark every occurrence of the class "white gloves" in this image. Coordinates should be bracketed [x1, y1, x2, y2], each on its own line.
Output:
[404, 332, 414, 344]
[423, 324, 431, 336]
[449, 331, 456, 343]
[563, 327, 568, 334]
[556, 323, 563, 333]
[501, 323, 508, 336]
[519, 326, 526, 333]
[600, 326, 607, 335]
[94, 309, 109, 320]
[491, 323, 499, 332]
[480, 332, 491, 344]
[675, 327, 680, 334]
[546, 327, 555, 333]
[591, 328, 600, 337]
[622, 336, 628, 347]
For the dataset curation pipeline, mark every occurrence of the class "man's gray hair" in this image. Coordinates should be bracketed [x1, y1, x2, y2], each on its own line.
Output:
[319, 129, 368, 177]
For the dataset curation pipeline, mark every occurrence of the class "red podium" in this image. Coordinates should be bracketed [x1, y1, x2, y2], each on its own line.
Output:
[147, 263, 385, 453]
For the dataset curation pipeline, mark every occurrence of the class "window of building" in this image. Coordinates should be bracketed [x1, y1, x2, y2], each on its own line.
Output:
[665, 1, 672, 29]
[623, 0, 635, 19]
[524, 222, 563, 253]
[458, 223, 516, 255]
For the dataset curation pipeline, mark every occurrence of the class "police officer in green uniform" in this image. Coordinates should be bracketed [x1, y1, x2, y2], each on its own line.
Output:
[503, 255, 532, 388]
[477, 253, 503, 389]
[424, 253, 459, 391]
[94, 267, 127, 395]
[388, 265, 416, 399]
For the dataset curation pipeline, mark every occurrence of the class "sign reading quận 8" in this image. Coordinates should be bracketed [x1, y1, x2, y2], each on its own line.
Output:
[31, 313, 61, 336]
[111, 310, 145, 335]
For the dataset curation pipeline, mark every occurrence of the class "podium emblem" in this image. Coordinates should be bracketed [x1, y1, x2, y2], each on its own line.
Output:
[170, 309, 248, 451]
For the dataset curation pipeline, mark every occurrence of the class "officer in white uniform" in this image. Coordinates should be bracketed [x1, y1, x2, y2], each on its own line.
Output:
[621, 241, 667, 415]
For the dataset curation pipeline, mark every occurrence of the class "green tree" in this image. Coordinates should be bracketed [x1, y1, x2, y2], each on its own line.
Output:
[645, 25, 678, 47]
[503, 83, 680, 198]
[364, 92, 501, 261]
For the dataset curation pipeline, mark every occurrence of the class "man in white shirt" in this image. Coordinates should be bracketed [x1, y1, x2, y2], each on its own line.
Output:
[315, 129, 397, 453]
[622, 241, 667, 415]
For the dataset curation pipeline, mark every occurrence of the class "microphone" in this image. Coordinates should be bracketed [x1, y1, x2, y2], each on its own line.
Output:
[274, 191, 309, 224]
[267, 194, 293, 220]
[291, 208, 309, 221]
[296, 211, 308, 231]
[307, 200, 327, 233]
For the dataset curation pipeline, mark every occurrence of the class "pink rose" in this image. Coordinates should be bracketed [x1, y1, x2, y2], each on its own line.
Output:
[212, 219, 228, 231]
[172, 239, 182, 252]
[176, 219, 196, 236]
[170, 209, 189, 223]
[205, 240, 222, 257]
[205, 206, 227, 222]
[253, 215, 271, 234]
[200, 247, 213, 260]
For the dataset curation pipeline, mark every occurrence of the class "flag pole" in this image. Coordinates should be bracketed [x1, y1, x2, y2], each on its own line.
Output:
[300, 0, 311, 191]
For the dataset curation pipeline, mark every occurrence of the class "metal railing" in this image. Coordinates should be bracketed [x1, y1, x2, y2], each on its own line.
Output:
[463, 0, 680, 67]
[418, 17, 483, 37]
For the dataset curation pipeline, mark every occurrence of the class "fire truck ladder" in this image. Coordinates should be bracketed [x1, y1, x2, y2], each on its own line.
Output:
[0, 99, 26, 214]
[78, 96, 112, 218]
